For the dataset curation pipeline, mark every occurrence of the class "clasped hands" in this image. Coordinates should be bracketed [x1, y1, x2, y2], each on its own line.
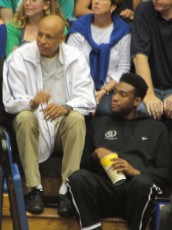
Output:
[144, 94, 172, 119]
[93, 148, 140, 177]
[30, 91, 68, 121]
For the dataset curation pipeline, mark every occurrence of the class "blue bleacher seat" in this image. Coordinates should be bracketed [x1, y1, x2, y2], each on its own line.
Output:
[0, 128, 29, 230]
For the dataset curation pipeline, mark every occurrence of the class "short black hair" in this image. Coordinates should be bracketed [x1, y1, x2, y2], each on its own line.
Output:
[111, 0, 122, 6]
[120, 73, 148, 99]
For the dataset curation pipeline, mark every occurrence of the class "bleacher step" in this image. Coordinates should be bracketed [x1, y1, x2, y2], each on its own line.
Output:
[2, 193, 152, 230]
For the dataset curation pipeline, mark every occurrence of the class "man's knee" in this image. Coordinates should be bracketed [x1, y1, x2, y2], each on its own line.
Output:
[67, 111, 85, 124]
[130, 175, 154, 193]
[68, 169, 91, 190]
[62, 111, 85, 132]
[14, 111, 36, 124]
[13, 111, 38, 128]
[13, 111, 38, 133]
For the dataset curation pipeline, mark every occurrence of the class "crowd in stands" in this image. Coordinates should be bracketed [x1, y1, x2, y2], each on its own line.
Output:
[1, 0, 172, 230]
[67, 0, 131, 116]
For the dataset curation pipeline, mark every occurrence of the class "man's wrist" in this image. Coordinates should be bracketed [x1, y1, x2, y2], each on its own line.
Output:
[30, 100, 37, 110]
[62, 104, 73, 116]
[146, 89, 156, 97]
[101, 88, 109, 95]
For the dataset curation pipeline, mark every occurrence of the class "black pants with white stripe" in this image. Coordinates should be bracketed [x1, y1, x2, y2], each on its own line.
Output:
[67, 169, 159, 230]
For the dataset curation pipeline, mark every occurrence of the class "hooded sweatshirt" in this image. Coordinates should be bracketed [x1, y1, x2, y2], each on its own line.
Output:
[82, 115, 172, 186]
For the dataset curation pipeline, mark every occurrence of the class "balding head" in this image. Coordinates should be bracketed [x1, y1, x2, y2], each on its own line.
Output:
[37, 15, 65, 58]
[39, 15, 65, 35]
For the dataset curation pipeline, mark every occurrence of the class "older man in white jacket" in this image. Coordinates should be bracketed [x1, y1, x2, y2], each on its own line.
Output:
[3, 15, 96, 215]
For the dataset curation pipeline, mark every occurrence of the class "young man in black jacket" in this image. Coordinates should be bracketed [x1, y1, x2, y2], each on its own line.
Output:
[67, 73, 172, 230]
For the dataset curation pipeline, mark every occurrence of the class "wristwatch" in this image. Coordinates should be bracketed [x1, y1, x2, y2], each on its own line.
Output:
[101, 88, 109, 95]
[62, 104, 73, 115]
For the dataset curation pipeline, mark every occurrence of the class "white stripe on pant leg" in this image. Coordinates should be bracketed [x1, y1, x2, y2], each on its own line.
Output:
[66, 178, 101, 230]
[138, 184, 161, 230]
[82, 223, 102, 230]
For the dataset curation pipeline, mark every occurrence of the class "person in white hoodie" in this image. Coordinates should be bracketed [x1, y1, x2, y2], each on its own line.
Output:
[3, 14, 96, 215]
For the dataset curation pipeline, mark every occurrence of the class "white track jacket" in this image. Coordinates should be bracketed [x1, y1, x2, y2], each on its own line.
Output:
[3, 41, 96, 162]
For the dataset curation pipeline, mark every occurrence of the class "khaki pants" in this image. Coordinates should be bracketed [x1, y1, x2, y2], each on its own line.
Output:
[13, 111, 86, 188]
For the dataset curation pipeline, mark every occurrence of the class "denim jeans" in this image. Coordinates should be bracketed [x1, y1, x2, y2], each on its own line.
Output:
[137, 88, 172, 116]
[137, 88, 172, 133]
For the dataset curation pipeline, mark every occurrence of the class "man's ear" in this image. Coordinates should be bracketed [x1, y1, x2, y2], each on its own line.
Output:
[57, 34, 65, 43]
[60, 34, 65, 43]
[111, 4, 117, 13]
[134, 97, 142, 107]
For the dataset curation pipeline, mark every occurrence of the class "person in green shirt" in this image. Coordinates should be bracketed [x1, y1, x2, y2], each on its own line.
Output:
[6, 0, 68, 57]
[0, 0, 21, 23]
[58, 0, 75, 20]
[0, 0, 74, 24]
[0, 0, 20, 12]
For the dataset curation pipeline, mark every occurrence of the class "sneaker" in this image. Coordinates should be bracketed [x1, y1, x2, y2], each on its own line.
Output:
[26, 188, 44, 214]
[57, 194, 74, 216]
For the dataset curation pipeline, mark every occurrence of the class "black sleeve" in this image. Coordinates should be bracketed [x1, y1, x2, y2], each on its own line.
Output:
[115, 0, 133, 15]
[131, 3, 152, 58]
[141, 125, 172, 186]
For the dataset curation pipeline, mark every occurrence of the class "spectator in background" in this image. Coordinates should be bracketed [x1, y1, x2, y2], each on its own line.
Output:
[0, 0, 21, 24]
[75, 0, 92, 17]
[6, 0, 66, 57]
[58, 0, 75, 20]
[67, 0, 131, 116]
[0, 19, 6, 59]
[0, 0, 75, 24]
[75, 0, 141, 21]
[131, 1, 172, 134]
[3, 15, 96, 215]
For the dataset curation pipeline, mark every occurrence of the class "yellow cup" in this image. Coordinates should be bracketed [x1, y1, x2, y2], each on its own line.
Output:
[100, 153, 126, 186]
